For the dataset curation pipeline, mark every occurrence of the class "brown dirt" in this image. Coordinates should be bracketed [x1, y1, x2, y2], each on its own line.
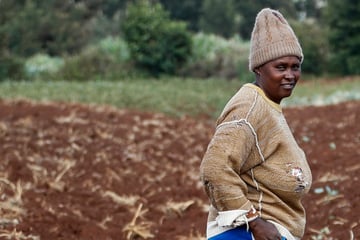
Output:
[0, 99, 359, 240]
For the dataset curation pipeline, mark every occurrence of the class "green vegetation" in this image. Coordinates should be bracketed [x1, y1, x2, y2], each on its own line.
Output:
[1, 0, 359, 80]
[122, 0, 192, 76]
[179, 33, 251, 80]
[16, 33, 251, 81]
[199, 0, 238, 38]
[326, 0, 360, 75]
[285, 77, 360, 107]
[291, 20, 329, 75]
[1, 77, 359, 119]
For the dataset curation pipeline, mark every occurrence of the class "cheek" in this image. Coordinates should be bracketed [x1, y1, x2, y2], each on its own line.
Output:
[293, 74, 301, 83]
[271, 74, 285, 83]
[262, 70, 281, 81]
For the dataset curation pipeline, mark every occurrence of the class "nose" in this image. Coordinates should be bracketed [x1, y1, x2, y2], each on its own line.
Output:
[285, 69, 295, 79]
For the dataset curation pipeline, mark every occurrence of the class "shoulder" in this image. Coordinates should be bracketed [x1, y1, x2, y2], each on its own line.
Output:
[216, 84, 258, 125]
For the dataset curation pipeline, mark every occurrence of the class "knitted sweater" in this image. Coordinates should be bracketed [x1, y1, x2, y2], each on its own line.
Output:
[200, 83, 312, 238]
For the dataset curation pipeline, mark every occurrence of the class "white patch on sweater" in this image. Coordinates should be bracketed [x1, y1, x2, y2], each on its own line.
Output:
[289, 166, 309, 193]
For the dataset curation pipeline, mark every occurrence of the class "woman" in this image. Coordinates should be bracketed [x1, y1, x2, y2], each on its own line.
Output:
[200, 8, 312, 240]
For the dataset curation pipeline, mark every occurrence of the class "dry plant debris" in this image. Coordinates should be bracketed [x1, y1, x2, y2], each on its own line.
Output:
[161, 200, 195, 217]
[0, 228, 39, 240]
[102, 191, 140, 206]
[0, 178, 25, 228]
[123, 204, 154, 239]
[0, 99, 359, 239]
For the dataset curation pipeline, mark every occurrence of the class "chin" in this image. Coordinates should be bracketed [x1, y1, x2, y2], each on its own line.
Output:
[281, 93, 292, 100]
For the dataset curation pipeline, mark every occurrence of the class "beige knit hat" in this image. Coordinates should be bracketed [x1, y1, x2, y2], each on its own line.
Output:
[249, 8, 303, 71]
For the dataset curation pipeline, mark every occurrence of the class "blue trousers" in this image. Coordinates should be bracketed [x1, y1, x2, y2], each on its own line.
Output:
[208, 225, 287, 240]
[208, 225, 252, 240]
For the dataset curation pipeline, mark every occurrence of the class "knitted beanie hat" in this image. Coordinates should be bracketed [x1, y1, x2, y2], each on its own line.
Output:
[249, 8, 303, 71]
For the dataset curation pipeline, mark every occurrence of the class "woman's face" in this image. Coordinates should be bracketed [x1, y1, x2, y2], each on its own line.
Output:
[255, 56, 301, 104]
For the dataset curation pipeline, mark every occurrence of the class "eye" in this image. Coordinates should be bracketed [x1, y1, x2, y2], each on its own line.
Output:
[291, 64, 300, 71]
[275, 64, 286, 71]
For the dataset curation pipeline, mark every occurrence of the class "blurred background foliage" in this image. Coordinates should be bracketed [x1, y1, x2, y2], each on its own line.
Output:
[0, 0, 359, 81]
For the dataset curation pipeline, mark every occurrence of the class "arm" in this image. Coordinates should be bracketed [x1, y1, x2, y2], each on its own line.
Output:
[200, 121, 254, 211]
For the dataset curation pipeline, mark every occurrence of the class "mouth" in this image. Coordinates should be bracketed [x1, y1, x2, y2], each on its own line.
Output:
[280, 82, 295, 90]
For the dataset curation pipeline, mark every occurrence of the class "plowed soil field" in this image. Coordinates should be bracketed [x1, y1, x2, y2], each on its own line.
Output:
[0, 99, 359, 240]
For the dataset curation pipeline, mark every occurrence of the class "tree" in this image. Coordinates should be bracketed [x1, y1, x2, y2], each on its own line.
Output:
[326, 0, 360, 75]
[291, 19, 329, 75]
[293, 0, 323, 20]
[122, 0, 192, 76]
[198, 0, 238, 38]
[0, 0, 114, 56]
[100, 0, 127, 19]
[234, 0, 297, 39]
[158, 0, 203, 32]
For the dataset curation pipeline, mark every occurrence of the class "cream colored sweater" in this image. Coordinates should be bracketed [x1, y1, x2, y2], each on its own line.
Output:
[200, 83, 312, 238]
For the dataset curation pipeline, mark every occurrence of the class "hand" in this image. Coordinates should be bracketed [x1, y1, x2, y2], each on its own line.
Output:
[248, 218, 282, 240]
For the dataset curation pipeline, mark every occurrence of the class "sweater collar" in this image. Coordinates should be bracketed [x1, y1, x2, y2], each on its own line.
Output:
[244, 83, 282, 112]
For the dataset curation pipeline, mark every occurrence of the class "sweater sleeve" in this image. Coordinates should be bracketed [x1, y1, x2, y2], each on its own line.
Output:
[200, 120, 255, 212]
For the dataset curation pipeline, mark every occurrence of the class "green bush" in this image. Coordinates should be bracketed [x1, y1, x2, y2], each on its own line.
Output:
[24, 54, 64, 79]
[326, 0, 360, 75]
[56, 42, 145, 81]
[98, 36, 130, 63]
[0, 1, 95, 57]
[57, 47, 114, 81]
[179, 33, 252, 81]
[291, 19, 329, 75]
[0, 54, 25, 81]
[199, 0, 238, 38]
[122, 0, 192, 76]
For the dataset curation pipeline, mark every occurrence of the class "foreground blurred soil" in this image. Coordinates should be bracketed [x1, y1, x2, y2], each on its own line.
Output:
[0, 99, 359, 240]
